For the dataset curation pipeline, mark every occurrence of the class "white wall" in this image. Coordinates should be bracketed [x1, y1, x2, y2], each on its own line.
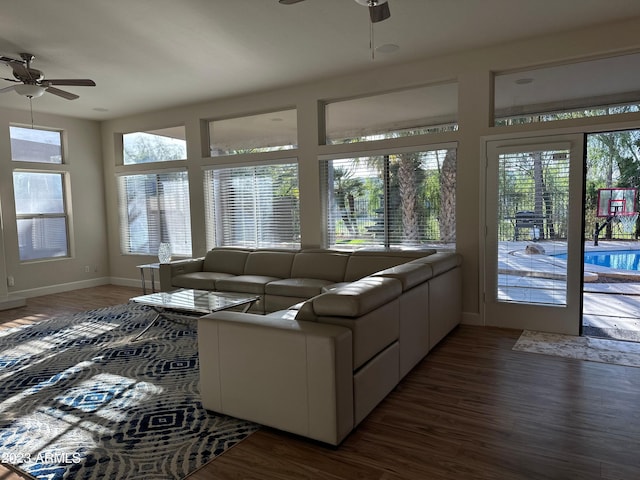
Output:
[0, 107, 108, 298]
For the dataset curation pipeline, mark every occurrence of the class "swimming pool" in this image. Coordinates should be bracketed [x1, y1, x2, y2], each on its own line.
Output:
[556, 250, 640, 271]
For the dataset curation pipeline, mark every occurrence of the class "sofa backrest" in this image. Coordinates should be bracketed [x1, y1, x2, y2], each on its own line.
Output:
[203, 248, 250, 275]
[343, 249, 436, 282]
[244, 251, 296, 278]
[290, 252, 349, 282]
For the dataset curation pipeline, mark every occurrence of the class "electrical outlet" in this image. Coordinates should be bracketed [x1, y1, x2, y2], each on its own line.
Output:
[84, 266, 90, 273]
[7, 276, 15, 287]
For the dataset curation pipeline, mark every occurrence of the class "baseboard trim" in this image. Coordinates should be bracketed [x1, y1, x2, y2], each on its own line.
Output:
[0, 295, 27, 311]
[11, 278, 110, 299]
[110, 276, 143, 289]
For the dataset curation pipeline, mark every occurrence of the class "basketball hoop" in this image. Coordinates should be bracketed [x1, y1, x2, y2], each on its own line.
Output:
[618, 212, 638, 234]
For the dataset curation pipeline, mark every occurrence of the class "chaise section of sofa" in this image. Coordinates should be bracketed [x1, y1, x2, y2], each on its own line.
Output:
[198, 311, 354, 445]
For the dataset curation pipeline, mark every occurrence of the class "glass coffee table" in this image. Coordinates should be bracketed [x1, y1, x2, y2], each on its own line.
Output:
[130, 288, 259, 341]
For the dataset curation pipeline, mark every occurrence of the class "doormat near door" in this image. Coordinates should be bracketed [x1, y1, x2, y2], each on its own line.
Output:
[513, 330, 640, 368]
[0, 303, 259, 480]
[582, 325, 640, 343]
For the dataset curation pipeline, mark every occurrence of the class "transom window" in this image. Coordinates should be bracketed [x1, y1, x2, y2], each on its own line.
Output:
[494, 53, 640, 125]
[204, 162, 300, 248]
[123, 126, 187, 165]
[10, 126, 63, 164]
[324, 83, 458, 145]
[208, 109, 297, 156]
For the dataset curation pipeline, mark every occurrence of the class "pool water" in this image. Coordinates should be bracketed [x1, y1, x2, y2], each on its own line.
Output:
[556, 250, 640, 271]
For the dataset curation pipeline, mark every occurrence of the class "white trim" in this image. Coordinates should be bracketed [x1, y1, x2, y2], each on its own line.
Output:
[318, 141, 458, 162]
[11, 277, 110, 299]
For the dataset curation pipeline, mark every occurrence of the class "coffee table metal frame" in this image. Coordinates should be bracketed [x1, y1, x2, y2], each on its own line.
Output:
[130, 288, 259, 341]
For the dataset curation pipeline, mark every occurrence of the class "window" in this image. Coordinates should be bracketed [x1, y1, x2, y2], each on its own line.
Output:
[13, 172, 69, 261]
[322, 147, 456, 249]
[324, 83, 458, 145]
[208, 109, 297, 156]
[117, 171, 192, 256]
[204, 162, 300, 248]
[10, 126, 63, 164]
[494, 53, 640, 125]
[9, 126, 69, 261]
[123, 126, 187, 165]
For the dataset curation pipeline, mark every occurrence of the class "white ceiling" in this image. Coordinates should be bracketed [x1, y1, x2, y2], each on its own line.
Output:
[1, 0, 640, 121]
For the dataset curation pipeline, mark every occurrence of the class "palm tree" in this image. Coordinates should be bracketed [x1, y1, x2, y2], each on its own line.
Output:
[439, 149, 456, 242]
[333, 167, 364, 236]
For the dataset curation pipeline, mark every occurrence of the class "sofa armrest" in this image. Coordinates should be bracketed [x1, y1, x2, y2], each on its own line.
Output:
[158, 258, 204, 291]
[198, 311, 354, 446]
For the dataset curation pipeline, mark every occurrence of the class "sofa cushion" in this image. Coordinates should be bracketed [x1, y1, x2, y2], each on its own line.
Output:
[216, 275, 281, 294]
[244, 251, 296, 278]
[172, 271, 234, 290]
[343, 249, 436, 282]
[266, 278, 337, 298]
[312, 276, 402, 318]
[203, 248, 250, 274]
[290, 252, 349, 282]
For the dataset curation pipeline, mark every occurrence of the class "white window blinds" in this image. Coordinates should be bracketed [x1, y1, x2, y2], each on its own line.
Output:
[322, 148, 456, 249]
[204, 163, 300, 248]
[13, 172, 69, 260]
[117, 171, 192, 256]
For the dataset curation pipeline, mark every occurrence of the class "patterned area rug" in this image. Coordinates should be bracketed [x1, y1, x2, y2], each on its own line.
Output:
[0, 303, 259, 480]
[513, 330, 640, 367]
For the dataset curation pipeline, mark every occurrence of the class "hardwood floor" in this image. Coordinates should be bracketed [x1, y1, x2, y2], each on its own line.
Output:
[2, 286, 639, 479]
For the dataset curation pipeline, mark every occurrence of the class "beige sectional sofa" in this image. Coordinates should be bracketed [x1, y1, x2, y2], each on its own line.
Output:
[159, 247, 462, 446]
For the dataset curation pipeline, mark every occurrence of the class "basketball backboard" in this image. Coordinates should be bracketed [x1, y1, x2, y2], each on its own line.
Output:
[596, 188, 637, 217]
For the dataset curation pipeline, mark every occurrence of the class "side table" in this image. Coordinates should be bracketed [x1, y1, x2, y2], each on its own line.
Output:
[136, 263, 160, 294]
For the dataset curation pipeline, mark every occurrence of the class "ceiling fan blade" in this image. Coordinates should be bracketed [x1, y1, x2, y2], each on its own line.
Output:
[369, 2, 390, 23]
[0, 85, 17, 94]
[279, 0, 305, 4]
[43, 78, 96, 87]
[45, 86, 79, 100]
[0, 56, 22, 65]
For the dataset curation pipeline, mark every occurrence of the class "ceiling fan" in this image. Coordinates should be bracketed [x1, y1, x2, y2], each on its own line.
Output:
[279, 0, 391, 23]
[0, 52, 95, 100]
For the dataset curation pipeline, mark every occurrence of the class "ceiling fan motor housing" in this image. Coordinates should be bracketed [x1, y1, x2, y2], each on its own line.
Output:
[14, 67, 44, 84]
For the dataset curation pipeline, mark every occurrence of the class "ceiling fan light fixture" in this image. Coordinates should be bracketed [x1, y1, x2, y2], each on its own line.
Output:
[14, 84, 46, 98]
